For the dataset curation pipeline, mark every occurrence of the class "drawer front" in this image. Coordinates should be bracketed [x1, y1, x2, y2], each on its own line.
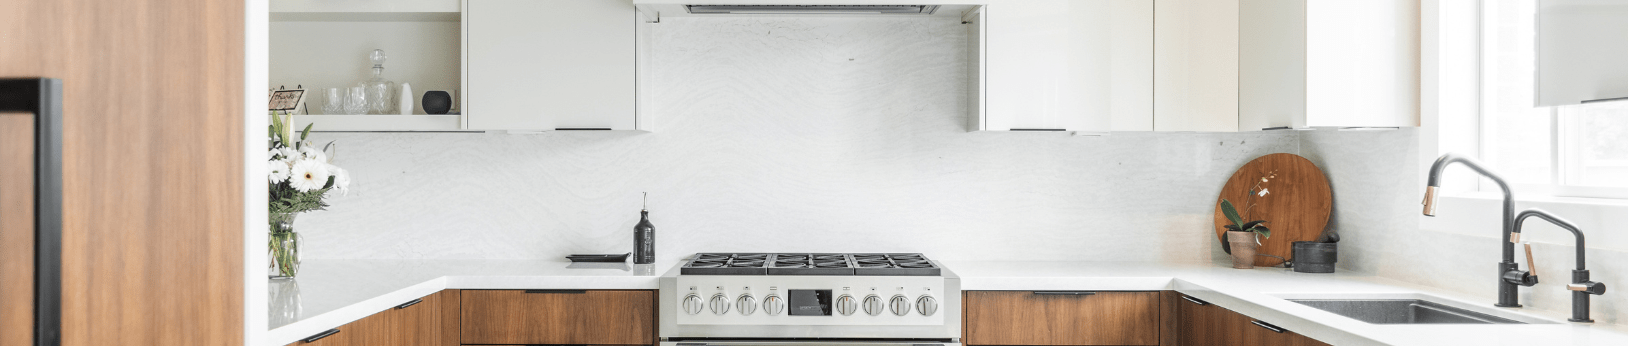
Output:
[461, 289, 654, 345]
[965, 291, 1159, 345]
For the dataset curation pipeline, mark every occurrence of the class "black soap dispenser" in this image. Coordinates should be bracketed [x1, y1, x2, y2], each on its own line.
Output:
[634, 192, 655, 264]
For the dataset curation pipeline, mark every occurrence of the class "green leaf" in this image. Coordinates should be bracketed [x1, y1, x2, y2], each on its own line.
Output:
[301, 123, 313, 141]
[1223, 224, 1240, 232]
[1220, 199, 1245, 228]
[1253, 226, 1271, 239]
[1241, 220, 1266, 230]
[323, 175, 336, 189]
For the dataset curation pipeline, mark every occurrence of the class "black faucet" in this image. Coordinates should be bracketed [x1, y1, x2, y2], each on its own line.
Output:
[1422, 153, 1536, 308]
[1512, 209, 1608, 322]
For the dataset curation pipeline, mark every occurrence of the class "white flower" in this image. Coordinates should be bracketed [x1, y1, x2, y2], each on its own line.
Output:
[268, 148, 280, 161]
[277, 147, 299, 161]
[268, 160, 291, 184]
[300, 145, 327, 163]
[288, 159, 331, 192]
[327, 165, 351, 195]
[1258, 188, 1270, 197]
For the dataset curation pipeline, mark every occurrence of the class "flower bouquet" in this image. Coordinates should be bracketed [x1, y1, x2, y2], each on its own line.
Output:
[267, 114, 350, 278]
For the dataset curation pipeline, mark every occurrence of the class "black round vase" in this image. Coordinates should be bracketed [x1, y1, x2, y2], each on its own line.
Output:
[422, 90, 451, 114]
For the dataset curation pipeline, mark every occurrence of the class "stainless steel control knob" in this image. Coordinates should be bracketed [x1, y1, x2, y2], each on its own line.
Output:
[737, 294, 758, 316]
[709, 293, 731, 315]
[916, 295, 938, 316]
[835, 294, 857, 316]
[763, 294, 785, 316]
[682, 294, 704, 315]
[862, 295, 884, 316]
[889, 295, 911, 316]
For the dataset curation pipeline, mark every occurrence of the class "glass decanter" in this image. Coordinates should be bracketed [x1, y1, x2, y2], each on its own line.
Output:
[358, 49, 396, 114]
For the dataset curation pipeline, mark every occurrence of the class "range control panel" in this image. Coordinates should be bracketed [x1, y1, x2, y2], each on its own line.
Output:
[674, 275, 946, 326]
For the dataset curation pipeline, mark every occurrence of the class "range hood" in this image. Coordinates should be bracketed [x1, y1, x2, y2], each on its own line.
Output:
[683, 4, 941, 15]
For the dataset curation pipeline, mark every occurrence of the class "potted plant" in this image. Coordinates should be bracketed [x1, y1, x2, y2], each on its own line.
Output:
[268, 114, 350, 278]
[1220, 171, 1275, 269]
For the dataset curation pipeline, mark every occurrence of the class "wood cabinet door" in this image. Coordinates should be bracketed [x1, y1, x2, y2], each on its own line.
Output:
[1174, 294, 1329, 346]
[1174, 294, 1245, 346]
[289, 309, 395, 346]
[2, 0, 246, 344]
[1237, 318, 1329, 346]
[461, 290, 655, 345]
[0, 112, 34, 346]
[289, 290, 459, 346]
[965, 291, 1160, 345]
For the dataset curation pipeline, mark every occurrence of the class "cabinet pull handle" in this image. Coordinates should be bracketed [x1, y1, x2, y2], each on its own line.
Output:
[394, 298, 423, 309]
[1032, 291, 1096, 296]
[524, 289, 588, 294]
[1250, 320, 1286, 333]
[1009, 128, 1066, 131]
[1582, 96, 1628, 104]
[301, 329, 341, 343]
[1180, 295, 1210, 305]
[555, 128, 612, 131]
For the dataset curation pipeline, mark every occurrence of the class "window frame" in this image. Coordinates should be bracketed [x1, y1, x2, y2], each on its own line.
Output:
[1474, 0, 1628, 200]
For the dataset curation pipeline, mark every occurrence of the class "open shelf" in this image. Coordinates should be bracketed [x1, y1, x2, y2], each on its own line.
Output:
[292, 114, 465, 132]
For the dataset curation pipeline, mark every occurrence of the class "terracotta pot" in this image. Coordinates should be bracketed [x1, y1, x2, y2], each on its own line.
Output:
[1227, 231, 1259, 269]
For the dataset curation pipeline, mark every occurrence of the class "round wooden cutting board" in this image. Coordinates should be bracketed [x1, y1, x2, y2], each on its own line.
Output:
[1213, 153, 1332, 267]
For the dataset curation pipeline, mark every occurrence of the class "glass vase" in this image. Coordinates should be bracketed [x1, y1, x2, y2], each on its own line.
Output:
[269, 212, 303, 279]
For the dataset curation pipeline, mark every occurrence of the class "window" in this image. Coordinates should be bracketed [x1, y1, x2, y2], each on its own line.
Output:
[1478, 0, 1628, 198]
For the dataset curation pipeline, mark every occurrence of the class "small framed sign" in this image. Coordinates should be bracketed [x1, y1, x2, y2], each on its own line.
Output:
[269, 88, 305, 113]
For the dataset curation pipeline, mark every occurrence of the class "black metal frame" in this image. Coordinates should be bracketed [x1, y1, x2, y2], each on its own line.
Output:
[0, 78, 63, 346]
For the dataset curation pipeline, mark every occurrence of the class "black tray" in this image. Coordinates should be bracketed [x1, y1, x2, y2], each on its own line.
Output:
[566, 252, 630, 263]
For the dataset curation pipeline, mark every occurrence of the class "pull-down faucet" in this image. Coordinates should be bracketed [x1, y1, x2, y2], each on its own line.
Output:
[1422, 153, 1536, 308]
[1512, 209, 1608, 322]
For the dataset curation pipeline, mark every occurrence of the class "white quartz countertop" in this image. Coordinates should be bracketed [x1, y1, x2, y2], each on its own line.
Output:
[267, 259, 1628, 346]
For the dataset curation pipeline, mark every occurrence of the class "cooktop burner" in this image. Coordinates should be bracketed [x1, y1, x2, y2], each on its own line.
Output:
[680, 253, 941, 276]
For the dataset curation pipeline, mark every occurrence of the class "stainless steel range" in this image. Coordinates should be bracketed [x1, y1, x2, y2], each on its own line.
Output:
[659, 253, 961, 346]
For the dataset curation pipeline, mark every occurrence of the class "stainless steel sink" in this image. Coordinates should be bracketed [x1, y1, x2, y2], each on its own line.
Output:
[1288, 299, 1525, 324]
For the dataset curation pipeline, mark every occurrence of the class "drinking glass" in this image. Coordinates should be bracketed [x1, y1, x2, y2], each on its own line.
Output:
[342, 86, 368, 115]
[321, 87, 344, 115]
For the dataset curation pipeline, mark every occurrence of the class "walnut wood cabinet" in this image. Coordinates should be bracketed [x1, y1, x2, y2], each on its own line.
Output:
[965, 291, 1162, 345]
[289, 290, 458, 346]
[1172, 293, 1328, 346]
[460, 289, 655, 345]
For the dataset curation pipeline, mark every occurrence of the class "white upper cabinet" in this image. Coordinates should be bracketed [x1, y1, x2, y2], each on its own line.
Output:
[1153, 0, 1239, 132]
[968, 0, 1154, 133]
[1536, 0, 1628, 106]
[465, 0, 643, 131]
[1238, 0, 1419, 129]
[1152, 0, 1418, 132]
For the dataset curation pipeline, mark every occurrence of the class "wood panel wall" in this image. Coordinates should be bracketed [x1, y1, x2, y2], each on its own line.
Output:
[1, 112, 36, 346]
[0, 0, 246, 345]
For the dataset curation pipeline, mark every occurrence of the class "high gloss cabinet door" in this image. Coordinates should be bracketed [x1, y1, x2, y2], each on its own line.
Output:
[973, 0, 1153, 132]
[465, 0, 637, 131]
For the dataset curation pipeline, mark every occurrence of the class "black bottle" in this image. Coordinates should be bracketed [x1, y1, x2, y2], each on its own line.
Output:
[634, 193, 655, 264]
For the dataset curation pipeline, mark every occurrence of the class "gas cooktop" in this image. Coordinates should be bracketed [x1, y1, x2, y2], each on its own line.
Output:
[679, 253, 941, 276]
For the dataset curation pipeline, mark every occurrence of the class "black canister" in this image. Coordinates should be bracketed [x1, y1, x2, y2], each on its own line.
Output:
[634, 193, 655, 264]
[422, 90, 451, 114]
[1292, 241, 1337, 273]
